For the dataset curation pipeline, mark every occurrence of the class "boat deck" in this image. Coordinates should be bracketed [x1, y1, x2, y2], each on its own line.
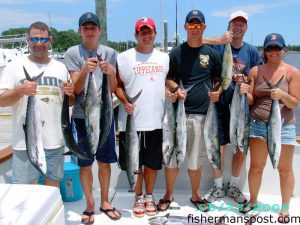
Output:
[64, 189, 300, 225]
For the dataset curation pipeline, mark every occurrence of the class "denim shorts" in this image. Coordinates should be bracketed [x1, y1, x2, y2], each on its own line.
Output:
[74, 118, 117, 167]
[249, 118, 296, 145]
[12, 146, 65, 183]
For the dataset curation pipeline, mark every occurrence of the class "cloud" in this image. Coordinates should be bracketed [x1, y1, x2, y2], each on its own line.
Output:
[0, 8, 72, 30]
[212, 0, 300, 17]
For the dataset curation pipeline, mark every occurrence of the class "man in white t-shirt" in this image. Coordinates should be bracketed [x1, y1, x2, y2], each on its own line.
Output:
[0, 21, 74, 187]
[115, 17, 170, 218]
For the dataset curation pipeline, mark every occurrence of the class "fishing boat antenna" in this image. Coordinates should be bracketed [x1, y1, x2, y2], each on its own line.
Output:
[46, 0, 53, 28]
[175, 0, 178, 46]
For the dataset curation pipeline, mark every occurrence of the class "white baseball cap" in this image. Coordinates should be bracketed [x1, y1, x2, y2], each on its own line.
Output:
[229, 11, 248, 23]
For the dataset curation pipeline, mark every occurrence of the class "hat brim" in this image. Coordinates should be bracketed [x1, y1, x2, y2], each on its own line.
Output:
[136, 25, 155, 32]
[187, 16, 204, 24]
[264, 41, 284, 48]
[229, 16, 247, 23]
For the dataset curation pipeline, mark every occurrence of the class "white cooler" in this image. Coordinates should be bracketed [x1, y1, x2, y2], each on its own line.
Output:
[0, 184, 65, 225]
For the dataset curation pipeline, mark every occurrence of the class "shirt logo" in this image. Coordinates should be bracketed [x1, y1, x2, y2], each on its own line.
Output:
[199, 54, 209, 68]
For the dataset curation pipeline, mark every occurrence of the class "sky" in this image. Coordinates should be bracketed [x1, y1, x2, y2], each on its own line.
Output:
[0, 0, 300, 46]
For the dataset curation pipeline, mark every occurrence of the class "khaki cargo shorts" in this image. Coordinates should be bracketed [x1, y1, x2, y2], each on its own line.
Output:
[186, 114, 207, 170]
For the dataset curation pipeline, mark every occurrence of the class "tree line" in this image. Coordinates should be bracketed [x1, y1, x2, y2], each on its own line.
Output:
[1, 27, 300, 52]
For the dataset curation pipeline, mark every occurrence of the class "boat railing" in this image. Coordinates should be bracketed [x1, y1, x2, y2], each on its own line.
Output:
[0, 34, 27, 45]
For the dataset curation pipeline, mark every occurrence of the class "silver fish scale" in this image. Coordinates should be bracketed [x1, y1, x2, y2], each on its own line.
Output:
[174, 99, 187, 168]
[221, 43, 233, 90]
[98, 74, 113, 149]
[25, 95, 47, 175]
[204, 101, 221, 170]
[237, 93, 250, 155]
[84, 72, 102, 154]
[229, 83, 241, 152]
[125, 114, 140, 190]
[61, 94, 90, 160]
[267, 100, 282, 169]
[162, 99, 176, 166]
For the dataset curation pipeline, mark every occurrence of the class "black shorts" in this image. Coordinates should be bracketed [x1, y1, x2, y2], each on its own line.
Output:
[119, 129, 163, 171]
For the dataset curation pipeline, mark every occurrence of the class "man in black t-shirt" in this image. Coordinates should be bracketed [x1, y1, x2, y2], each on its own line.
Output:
[157, 9, 222, 212]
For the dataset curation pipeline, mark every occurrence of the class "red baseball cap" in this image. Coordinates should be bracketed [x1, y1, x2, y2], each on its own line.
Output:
[135, 17, 156, 32]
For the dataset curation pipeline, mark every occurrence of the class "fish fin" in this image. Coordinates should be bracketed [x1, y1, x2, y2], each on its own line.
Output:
[185, 85, 194, 93]
[263, 76, 274, 89]
[241, 63, 250, 74]
[166, 83, 179, 93]
[32, 72, 44, 82]
[204, 79, 213, 92]
[275, 75, 285, 87]
[122, 89, 142, 104]
[213, 82, 221, 92]
[23, 123, 26, 133]
[233, 63, 250, 75]
[96, 54, 103, 61]
[23, 66, 33, 81]
[23, 66, 44, 82]
[178, 80, 194, 93]
[263, 75, 284, 89]
[63, 151, 73, 156]
[247, 78, 252, 85]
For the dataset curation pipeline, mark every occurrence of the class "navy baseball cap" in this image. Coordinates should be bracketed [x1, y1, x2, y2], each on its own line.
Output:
[79, 12, 100, 27]
[185, 10, 205, 24]
[263, 33, 286, 48]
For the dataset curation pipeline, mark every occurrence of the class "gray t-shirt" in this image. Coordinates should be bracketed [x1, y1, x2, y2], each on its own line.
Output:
[64, 43, 117, 119]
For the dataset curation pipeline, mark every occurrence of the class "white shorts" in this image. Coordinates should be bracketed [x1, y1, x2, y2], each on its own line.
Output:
[186, 114, 207, 170]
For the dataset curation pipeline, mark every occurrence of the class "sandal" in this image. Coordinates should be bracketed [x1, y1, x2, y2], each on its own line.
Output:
[190, 198, 209, 212]
[239, 201, 254, 214]
[100, 207, 121, 220]
[278, 212, 290, 224]
[157, 198, 174, 212]
[81, 210, 94, 225]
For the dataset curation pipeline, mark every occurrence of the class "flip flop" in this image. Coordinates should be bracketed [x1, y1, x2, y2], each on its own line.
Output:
[239, 201, 254, 214]
[190, 198, 209, 212]
[157, 198, 174, 212]
[278, 212, 290, 224]
[100, 207, 121, 220]
[81, 210, 94, 225]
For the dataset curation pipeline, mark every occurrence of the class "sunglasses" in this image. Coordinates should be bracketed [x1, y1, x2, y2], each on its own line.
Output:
[265, 45, 283, 52]
[29, 37, 50, 43]
[186, 23, 206, 29]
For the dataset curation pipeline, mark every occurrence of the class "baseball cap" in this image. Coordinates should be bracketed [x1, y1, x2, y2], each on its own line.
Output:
[229, 11, 248, 23]
[135, 17, 156, 32]
[185, 10, 205, 24]
[263, 33, 286, 48]
[79, 12, 100, 27]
